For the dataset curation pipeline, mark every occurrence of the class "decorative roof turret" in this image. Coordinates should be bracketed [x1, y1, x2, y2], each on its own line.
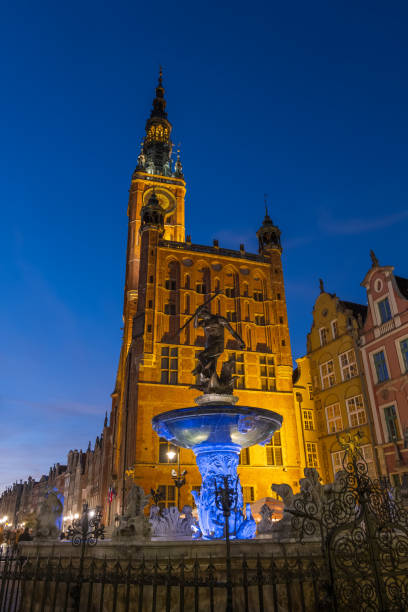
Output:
[256, 204, 282, 254]
[136, 68, 173, 177]
[140, 190, 165, 235]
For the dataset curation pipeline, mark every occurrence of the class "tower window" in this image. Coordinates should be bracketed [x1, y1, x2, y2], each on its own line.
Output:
[239, 448, 250, 465]
[225, 287, 235, 298]
[242, 486, 255, 504]
[279, 317, 283, 324]
[253, 291, 263, 302]
[165, 279, 177, 290]
[260, 356, 275, 391]
[157, 485, 176, 509]
[277, 293, 281, 300]
[196, 283, 206, 294]
[161, 347, 178, 384]
[255, 315, 265, 326]
[164, 303, 177, 315]
[184, 275, 190, 289]
[227, 311, 237, 322]
[266, 432, 282, 465]
[229, 352, 245, 389]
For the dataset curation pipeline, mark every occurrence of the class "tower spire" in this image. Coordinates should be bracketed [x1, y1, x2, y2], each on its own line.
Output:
[136, 69, 174, 177]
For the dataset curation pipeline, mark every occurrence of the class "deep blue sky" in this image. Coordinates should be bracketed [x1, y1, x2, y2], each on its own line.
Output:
[1, 1, 407, 491]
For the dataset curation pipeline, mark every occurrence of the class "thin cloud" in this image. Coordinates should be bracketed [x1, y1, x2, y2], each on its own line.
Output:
[320, 209, 408, 235]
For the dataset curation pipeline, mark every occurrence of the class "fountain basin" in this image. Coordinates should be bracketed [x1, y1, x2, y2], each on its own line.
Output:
[152, 405, 282, 451]
[152, 405, 283, 540]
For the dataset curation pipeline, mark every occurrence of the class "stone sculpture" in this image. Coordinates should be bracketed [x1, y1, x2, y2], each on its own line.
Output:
[33, 491, 63, 540]
[113, 485, 151, 540]
[149, 505, 199, 538]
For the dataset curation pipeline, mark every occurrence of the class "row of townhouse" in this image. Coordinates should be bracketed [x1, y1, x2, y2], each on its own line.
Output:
[306, 252, 408, 485]
[0, 421, 110, 529]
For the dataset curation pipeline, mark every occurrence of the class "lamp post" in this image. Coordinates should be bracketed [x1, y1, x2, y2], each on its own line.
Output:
[167, 447, 187, 510]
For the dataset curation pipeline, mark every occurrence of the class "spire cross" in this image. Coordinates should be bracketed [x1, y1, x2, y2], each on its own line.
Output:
[264, 193, 269, 217]
[158, 65, 163, 86]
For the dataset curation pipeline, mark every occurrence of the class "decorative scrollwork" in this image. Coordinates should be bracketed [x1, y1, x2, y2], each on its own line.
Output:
[284, 430, 408, 610]
[67, 503, 104, 547]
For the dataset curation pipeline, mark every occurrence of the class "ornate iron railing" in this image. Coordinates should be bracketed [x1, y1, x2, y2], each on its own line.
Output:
[0, 549, 326, 612]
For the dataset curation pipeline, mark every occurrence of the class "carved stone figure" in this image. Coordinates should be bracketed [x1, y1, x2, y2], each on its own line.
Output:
[191, 307, 245, 394]
[257, 503, 274, 534]
[113, 485, 151, 540]
[149, 505, 199, 538]
[33, 491, 63, 540]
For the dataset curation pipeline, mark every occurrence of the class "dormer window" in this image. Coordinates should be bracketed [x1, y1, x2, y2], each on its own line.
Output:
[378, 297, 392, 324]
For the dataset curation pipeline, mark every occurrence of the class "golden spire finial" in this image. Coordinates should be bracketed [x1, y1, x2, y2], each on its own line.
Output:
[264, 193, 269, 217]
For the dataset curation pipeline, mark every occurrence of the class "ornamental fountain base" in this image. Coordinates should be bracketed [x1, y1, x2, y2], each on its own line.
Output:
[152, 399, 282, 540]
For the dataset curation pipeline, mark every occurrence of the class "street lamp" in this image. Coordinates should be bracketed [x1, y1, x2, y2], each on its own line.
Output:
[167, 446, 187, 510]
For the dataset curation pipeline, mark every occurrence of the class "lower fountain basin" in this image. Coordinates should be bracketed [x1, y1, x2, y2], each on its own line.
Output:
[152, 405, 282, 451]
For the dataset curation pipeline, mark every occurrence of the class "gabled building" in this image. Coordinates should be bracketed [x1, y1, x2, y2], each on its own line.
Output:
[360, 251, 408, 484]
[307, 282, 378, 482]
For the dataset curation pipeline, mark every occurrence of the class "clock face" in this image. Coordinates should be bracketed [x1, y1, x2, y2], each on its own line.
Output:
[143, 188, 176, 218]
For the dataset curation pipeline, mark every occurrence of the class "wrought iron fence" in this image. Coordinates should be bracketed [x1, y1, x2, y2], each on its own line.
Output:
[0, 549, 327, 612]
[288, 431, 408, 611]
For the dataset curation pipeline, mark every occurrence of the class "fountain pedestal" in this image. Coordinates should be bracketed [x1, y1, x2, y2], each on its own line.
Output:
[152, 403, 282, 540]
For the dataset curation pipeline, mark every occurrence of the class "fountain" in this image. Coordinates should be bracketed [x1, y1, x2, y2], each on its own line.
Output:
[152, 301, 283, 540]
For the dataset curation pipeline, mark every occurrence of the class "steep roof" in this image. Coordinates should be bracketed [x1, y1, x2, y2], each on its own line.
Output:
[339, 300, 368, 324]
[395, 276, 408, 299]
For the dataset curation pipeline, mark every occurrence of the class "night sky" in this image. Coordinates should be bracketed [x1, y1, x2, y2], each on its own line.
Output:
[1, 1, 408, 491]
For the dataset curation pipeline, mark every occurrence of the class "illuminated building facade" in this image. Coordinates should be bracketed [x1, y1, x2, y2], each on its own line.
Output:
[307, 283, 378, 482]
[104, 72, 307, 521]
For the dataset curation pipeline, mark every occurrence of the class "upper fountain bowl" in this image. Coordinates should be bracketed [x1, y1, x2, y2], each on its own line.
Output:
[152, 405, 282, 451]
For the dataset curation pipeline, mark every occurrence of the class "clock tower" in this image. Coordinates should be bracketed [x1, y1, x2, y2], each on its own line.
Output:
[111, 71, 186, 479]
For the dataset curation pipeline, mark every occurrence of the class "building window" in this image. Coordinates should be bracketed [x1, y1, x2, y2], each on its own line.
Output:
[239, 448, 250, 465]
[331, 320, 338, 339]
[254, 291, 263, 302]
[157, 485, 176, 509]
[332, 445, 375, 478]
[260, 356, 275, 391]
[378, 297, 392, 324]
[266, 432, 283, 465]
[360, 445, 376, 479]
[196, 283, 206, 294]
[331, 450, 344, 475]
[225, 287, 235, 298]
[400, 339, 408, 372]
[161, 347, 178, 384]
[165, 279, 177, 290]
[184, 274, 190, 289]
[255, 314, 265, 325]
[303, 410, 314, 431]
[306, 442, 319, 467]
[158, 438, 177, 464]
[326, 402, 343, 433]
[339, 349, 358, 381]
[230, 353, 245, 389]
[242, 486, 255, 504]
[373, 351, 389, 383]
[164, 303, 176, 315]
[319, 328, 328, 346]
[384, 405, 400, 442]
[320, 359, 335, 389]
[308, 384, 313, 400]
[346, 395, 366, 427]
[227, 311, 237, 322]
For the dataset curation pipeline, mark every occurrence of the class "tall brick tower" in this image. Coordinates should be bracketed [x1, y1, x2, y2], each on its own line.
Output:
[105, 73, 305, 523]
